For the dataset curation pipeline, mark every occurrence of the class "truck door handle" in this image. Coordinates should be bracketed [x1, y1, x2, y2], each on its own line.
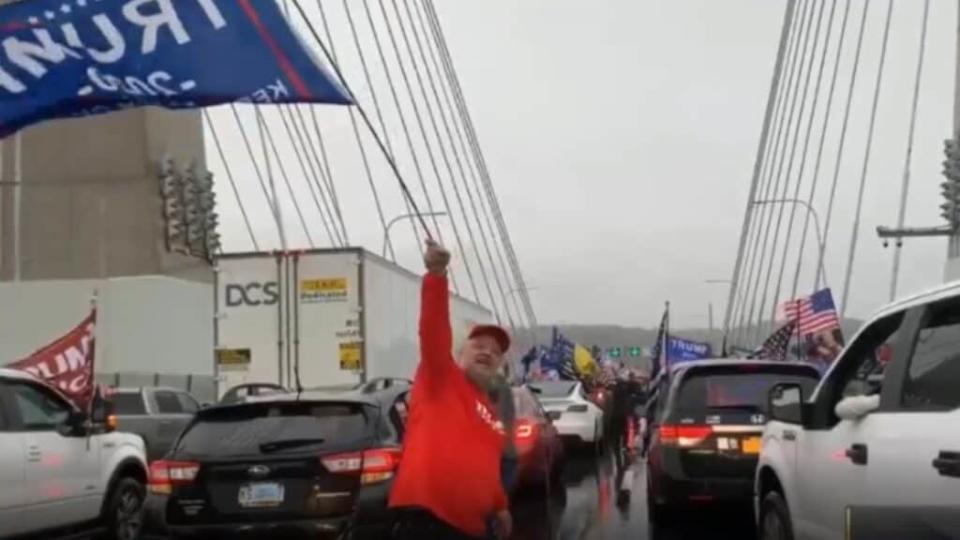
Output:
[783, 429, 797, 441]
[27, 446, 41, 462]
[932, 451, 960, 478]
[845, 443, 868, 465]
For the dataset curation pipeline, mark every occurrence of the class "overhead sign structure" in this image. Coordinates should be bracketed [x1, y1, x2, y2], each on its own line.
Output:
[628, 346, 642, 358]
[0, 0, 352, 137]
[607, 347, 622, 358]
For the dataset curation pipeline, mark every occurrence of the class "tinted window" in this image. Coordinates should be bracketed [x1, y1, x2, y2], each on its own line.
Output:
[529, 381, 576, 398]
[110, 392, 147, 415]
[676, 368, 820, 415]
[155, 391, 184, 414]
[9, 383, 71, 430]
[902, 300, 960, 410]
[177, 393, 200, 414]
[838, 312, 905, 400]
[176, 402, 371, 456]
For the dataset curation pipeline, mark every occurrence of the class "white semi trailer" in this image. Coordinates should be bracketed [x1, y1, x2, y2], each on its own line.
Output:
[214, 248, 493, 395]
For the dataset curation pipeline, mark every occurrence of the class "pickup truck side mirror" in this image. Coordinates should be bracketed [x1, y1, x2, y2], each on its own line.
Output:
[768, 383, 805, 425]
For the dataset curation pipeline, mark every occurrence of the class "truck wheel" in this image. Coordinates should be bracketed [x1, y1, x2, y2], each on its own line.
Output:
[759, 491, 794, 540]
[98, 477, 145, 540]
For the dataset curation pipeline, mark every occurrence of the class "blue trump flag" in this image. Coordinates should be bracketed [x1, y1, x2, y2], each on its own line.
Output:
[666, 337, 712, 363]
[0, 0, 351, 136]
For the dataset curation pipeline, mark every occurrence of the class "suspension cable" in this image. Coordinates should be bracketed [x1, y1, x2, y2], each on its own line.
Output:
[203, 110, 259, 251]
[790, 0, 852, 300]
[889, 0, 931, 302]
[408, 0, 520, 328]
[768, 0, 834, 325]
[816, 0, 871, 290]
[258, 108, 314, 247]
[229, 104, 285, 247]
[738, 0, 812, 345]
[840, 0, 895, 317]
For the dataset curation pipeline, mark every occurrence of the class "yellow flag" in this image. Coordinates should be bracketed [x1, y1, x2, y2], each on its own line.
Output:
[574, 345, 598, 377]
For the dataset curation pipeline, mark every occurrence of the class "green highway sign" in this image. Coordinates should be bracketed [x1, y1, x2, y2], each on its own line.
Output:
[608, 347, 622, 358]
[628, 346, 642, 357]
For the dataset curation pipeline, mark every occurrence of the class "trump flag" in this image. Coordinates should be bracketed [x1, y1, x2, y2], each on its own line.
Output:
[0, 0, 352, 137]
[8, 310, 97, 410]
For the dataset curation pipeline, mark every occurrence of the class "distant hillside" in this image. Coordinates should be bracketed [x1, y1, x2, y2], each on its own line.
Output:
[527, 318, 864, 371]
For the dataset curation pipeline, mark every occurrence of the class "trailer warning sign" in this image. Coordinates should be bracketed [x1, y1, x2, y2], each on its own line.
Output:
[339, 342, 362, 371]
[300, 278, 348, 304]
[216, 348, 251, 372]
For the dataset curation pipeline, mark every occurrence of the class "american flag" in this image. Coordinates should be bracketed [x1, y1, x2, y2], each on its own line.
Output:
[755, 320, 797, 361]
[781, 288, 840, 336]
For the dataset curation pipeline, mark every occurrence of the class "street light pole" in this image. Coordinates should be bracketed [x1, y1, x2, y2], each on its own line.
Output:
[751, 198, 830, 288]
[382, 212, 447, 258]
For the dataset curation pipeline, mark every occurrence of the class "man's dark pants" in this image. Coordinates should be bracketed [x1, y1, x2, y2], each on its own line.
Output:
[386, 507, 483, 540]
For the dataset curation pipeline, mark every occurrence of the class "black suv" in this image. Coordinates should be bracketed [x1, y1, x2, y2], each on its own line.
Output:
[645, 360, 820, 524]
[146, 381, 411, 539]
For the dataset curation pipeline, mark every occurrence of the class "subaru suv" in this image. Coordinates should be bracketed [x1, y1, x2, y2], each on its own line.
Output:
[645, 359, 820, 524]
[146, 381, 410, 539]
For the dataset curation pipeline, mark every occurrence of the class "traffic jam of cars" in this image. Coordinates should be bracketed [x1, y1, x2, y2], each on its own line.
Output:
[1, 283, 959, 539]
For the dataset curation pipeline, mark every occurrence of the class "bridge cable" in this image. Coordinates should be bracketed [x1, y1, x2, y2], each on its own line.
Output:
[768, 0, 836, 327]
[728, 1, 804, 347]
[203, 110, 260, 251]
[889, 0, 931, 302]
[373, 0, 483, 302]
[409, 0, 523, 329]
[815, 0, 871, 291]
[393, 0, 504, 318]
[790, 0, 853, 301]
[751, 0, 823, 343]
[228, 104, 285, 247]
[342, 0, 420, 261]
[424, 0, 539, 326]
[736, 0, 812, 345]
[257, 107, 315, 247]
[840, 0, 895, 317]
[289, 0, 438, 247]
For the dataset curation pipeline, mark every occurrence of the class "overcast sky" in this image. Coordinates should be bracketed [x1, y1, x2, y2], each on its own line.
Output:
[209, 0, 958, 330]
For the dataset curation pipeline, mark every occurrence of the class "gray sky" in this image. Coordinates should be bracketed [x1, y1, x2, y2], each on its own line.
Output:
[209, 0, 958, 330]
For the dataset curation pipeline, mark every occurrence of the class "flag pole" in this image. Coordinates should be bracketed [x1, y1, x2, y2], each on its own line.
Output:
[663, 301, 670, 371]
[794, 299, 802, 362]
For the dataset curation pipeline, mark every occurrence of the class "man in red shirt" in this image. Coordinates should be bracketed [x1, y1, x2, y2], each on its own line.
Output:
[388, 241, 512, 540]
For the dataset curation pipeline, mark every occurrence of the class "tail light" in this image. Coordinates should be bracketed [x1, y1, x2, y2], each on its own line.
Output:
[321, 447, 402, 485]
[149, 460, 200, 495]
[658, 424, 712, 448]
[567, 404, 589, 413]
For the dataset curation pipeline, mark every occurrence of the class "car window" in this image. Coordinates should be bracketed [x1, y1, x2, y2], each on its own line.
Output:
[512, 388, 542, 418]
[901, 299, 960, 411]
[675, 367, 820, 418]
[8, 382, 71, 430]
[155, 390, 184, 414]
[389, 393, 410, 438]
[176, 402, 371, 456]
[832, 312, 905, 404]
[529, 381, 576, 398]
[109, 392, 147, 415]
[177, 393, 200, 414]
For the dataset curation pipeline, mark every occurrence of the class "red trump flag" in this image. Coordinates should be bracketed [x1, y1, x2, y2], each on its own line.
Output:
[8, 310, 97, 410]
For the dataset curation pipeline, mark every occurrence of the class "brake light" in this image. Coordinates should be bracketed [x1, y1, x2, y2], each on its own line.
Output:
[148, 460, 199, 495]
[659, 424, 712, 448]
[321, 448, 402, 485]
[515, 420, 535, 439]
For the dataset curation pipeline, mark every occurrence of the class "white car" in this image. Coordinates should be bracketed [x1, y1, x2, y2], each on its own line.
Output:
[755, 282, 960, 540]
[529, 381, 604, 444]
[0, 368, 149, 539]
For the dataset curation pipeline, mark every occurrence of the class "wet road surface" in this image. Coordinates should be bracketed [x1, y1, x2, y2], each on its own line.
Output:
[511, 444, 758, 540]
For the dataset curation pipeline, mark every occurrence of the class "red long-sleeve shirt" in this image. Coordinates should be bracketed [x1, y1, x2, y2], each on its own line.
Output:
[388, 273, 507, 537]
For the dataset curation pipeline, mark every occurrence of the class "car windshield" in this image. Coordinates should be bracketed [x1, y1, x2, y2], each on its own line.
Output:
[175, 402, 371, 456]
[676, 367, 820, 415]
[529, 381, 577, 398]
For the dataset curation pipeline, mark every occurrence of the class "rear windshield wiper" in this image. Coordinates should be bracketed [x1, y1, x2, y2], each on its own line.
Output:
[259, 438, 327, 453]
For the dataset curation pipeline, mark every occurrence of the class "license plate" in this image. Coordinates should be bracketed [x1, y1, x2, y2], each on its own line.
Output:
[742, 437, 762, 454]
[238, 482, 284, 508]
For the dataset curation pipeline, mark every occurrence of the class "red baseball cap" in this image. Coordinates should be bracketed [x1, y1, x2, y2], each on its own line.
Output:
[468, 324, 511, 354]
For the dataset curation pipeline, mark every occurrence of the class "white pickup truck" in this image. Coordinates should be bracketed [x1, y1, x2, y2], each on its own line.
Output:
[755, 282, 960, 540]
[0, 368, 149, 540]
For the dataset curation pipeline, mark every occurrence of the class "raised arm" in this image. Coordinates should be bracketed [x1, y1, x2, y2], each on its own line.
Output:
[416, 241, 455, 390]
